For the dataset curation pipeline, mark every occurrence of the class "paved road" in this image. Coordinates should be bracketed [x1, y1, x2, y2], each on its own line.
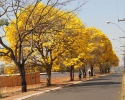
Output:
[40, 72, 78, 79]
[27, 73, 122, 100]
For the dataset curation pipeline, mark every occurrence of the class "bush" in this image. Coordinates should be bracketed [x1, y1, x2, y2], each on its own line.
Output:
[0, 93, 2, 98]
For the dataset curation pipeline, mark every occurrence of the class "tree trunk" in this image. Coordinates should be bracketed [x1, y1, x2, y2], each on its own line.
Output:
[90, 66, 93, 76]
[82, 67, 86, 78]
[108, 68, 110, 73]
[46, 64, 52, 87]
[19, 64, 27, 92]
[104, 68, 107, 74]
[99, 65, 103, 74]
[73, 67, 74, 80]
[70, 66, 74, 81]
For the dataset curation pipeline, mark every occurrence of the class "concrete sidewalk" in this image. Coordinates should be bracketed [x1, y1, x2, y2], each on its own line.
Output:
[1, 74, 107, 100]
[2, 81, 83, 100]
[2, 87, 64, 100]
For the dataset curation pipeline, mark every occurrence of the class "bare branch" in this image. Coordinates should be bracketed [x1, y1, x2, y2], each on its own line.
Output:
[0, 51, 10, 56]
[24, 50, 34, 63]
[0, 37, 16, 62]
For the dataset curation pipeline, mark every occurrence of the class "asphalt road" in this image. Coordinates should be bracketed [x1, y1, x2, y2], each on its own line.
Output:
[40, 72, 78, 79]
[27, 73, 122, 100]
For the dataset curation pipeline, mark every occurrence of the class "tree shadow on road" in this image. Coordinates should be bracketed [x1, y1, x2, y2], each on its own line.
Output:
[86, 78, 110, 81]
[69, 81, 121, 87]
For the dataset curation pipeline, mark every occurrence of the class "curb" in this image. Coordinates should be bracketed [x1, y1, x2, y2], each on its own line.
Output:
[12, 75, 107, 100]
[13, 81, 82, 100]
[13, 87, 62, 100]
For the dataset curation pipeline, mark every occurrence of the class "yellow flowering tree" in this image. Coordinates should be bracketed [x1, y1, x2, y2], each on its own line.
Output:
[85, 27, 119, 75]
[29, 10, 85, 84]
[0, 0, 88, 89]
[4, 65, 18, 75]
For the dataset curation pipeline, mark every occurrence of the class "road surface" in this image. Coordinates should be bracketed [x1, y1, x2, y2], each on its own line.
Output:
[40, 72, 78, 79]
[27, 73, 122, 100]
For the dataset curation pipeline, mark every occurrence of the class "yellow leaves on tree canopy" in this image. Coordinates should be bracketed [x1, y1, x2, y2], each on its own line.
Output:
[84, 27, 119, 67]
[3, 2, 119, 72]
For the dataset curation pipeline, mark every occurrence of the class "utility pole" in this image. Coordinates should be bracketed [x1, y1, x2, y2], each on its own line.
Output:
[121, 52, 125, 73]
[119, 37, 125, 72]
[118, 18, 125, 72]
[108, 20, 125, 72]
[118, 18, 125, 22]
[119, 36, 125, 38]
[120, 45, 125, 73]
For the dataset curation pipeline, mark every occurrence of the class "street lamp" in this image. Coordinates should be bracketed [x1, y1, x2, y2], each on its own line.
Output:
[112, 38, 124, 45]
[107, 21, 125, 72]
[107, 21, 125, 33]
[107, 21, 110, 24]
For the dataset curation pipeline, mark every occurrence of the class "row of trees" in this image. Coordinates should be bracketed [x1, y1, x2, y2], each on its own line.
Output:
[0, 0, 118, 92]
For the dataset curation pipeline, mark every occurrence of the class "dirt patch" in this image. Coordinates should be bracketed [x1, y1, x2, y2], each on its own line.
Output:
[0, 75, 79, 98]
[0, 74, 99, 99]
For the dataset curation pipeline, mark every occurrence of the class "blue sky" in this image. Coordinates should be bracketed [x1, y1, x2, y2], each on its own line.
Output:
[35, 0, 125, 66]
[73, 0, 125, 66]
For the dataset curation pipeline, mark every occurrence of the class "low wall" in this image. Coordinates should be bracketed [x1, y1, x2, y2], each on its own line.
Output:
[0, 72, 40, 87]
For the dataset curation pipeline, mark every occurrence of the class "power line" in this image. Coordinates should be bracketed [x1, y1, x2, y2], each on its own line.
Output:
[124, 0, 125, 18]
[116, 0, 119, 19]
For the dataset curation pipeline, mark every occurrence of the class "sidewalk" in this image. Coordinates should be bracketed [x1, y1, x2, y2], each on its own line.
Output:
[1, 74, 104, 100]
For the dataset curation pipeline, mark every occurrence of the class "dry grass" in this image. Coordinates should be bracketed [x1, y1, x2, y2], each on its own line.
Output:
[121, 73, 125, 100]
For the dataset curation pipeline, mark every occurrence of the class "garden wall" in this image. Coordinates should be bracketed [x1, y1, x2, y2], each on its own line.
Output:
[0, 72, 40, 87]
